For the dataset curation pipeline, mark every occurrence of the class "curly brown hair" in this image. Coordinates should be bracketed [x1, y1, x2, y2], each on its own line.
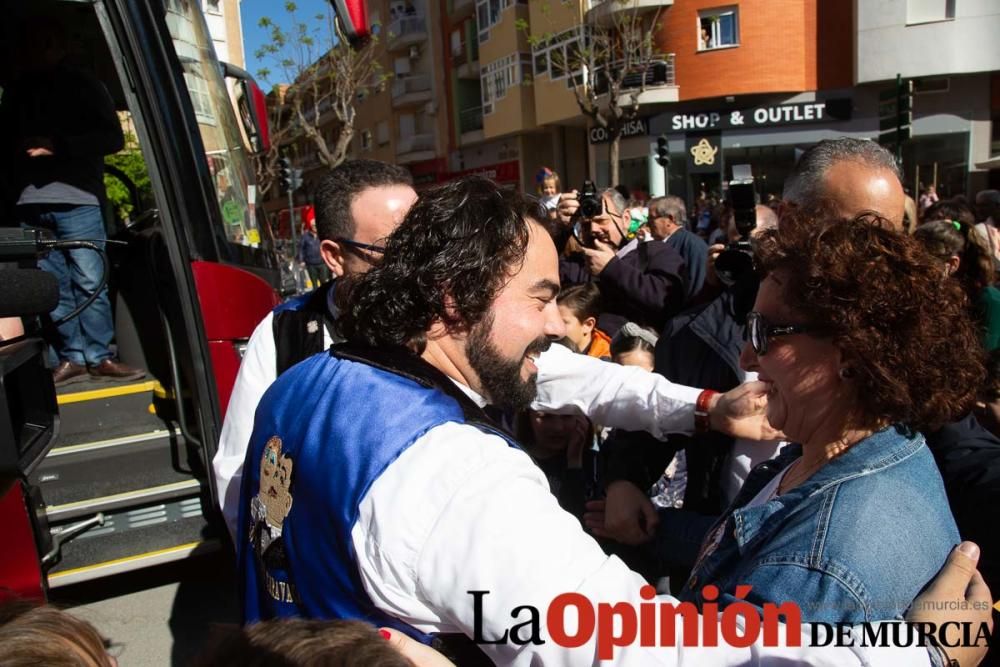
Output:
[338, 176, 543, 353]
[753, 208, 985, 432]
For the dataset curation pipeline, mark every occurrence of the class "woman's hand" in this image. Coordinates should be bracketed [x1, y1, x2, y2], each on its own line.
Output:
[709, 381, 785, 441]
[379, 627, 456, 666]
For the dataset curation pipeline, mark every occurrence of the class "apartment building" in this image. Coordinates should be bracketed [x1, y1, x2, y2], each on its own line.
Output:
[276, 0, 1000, 208]
[855, 0, 1000, 194]
[349, 0, 450, 185]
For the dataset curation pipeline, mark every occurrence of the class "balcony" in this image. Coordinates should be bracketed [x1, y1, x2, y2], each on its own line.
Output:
[459, 106, 484, 144]
[387, 15, 428, 52]
[391, 74, 433, 108]
[396, 132, 436, 164]
[593, 54, 679, 105]
[587, 0, 674, 26]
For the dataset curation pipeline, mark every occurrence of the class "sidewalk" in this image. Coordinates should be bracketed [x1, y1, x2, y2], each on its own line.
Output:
[53, 551, 239, 666]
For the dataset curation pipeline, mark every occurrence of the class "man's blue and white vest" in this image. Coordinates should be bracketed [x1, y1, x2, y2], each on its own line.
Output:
[237, 344, 518, 641]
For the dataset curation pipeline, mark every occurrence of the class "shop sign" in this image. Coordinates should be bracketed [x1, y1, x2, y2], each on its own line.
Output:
[665, 99, 851, 133]
[589, 118, 650, 144]
[685, 132, 722, 175]
[452, 159, 520, 183]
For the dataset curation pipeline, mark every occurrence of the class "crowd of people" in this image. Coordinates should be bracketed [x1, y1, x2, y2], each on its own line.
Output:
[8, 140, 1000, 666]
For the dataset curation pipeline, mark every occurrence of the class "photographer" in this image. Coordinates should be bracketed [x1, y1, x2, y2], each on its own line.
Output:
[556, 185, 685, 335]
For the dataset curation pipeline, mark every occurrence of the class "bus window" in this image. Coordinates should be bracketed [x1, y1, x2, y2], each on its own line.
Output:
[162, 0, 264, 251]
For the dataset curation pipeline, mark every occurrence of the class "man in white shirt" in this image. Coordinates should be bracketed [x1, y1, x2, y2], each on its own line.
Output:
[216, 163, 776, 540]
[236, 177, 991, 667]
[214, 160, 417, 532]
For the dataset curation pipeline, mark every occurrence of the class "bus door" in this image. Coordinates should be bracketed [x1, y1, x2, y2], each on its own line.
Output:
[0, 0, 278, 595]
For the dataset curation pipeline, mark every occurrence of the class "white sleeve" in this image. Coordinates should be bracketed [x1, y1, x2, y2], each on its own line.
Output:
[533, 343, 703, 437]
[213, 311, 278, 541]
[353, 423, 930, 667]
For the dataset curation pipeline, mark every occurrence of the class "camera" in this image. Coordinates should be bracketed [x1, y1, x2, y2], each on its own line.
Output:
[714, 173, 758, 287]
[570, 180, 604, 249]
[578, 180, 602, 219]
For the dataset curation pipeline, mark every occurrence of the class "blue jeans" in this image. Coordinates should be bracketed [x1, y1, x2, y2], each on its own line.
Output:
[21, 205, 114, 366]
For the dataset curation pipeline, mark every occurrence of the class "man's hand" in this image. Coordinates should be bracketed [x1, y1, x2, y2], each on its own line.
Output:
[708, 381, 784, 441]
[586, 480, 658, 545]
[907, 542, 993, 667]
[24, 137, 54, 157]
[556, 191, 580, 227]
[705, 243, 725, 287]
[582, 238, 616, 275]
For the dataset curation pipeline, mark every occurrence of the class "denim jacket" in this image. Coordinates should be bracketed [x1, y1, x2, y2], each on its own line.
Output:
[678, 425, 960, 623]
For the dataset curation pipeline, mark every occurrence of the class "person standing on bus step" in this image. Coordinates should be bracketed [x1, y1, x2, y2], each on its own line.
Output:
[0, 20, 144, 386]
[215, 159, 418, 535]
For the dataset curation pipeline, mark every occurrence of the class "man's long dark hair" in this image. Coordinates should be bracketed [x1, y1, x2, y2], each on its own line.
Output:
[338, 176, 546, 353]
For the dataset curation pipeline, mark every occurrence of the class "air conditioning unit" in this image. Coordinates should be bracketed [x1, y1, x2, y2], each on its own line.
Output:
[409, 45, 420, 60]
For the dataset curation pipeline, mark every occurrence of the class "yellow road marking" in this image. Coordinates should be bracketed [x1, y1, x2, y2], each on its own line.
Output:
[57, 380, 158, 405]
[48, 541, 202, 580]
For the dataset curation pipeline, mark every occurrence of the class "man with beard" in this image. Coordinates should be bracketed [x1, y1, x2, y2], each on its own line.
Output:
[237, 177, 991, 667]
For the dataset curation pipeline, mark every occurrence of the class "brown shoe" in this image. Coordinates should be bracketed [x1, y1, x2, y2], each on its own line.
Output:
[53, 361, 89, 387]
[88, 359, 146, 382]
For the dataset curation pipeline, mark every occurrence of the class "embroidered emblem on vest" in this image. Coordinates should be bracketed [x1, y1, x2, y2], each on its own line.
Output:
[250, 436, 294, 556]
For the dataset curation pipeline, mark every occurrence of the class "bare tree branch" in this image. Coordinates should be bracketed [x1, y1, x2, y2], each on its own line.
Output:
[524, 1, 665, 184]
[251, 2, 385, 197]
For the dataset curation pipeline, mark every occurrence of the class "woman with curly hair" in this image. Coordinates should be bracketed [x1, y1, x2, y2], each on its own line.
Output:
[914, 219, 1000, 351]
[679, 209, 981, 625]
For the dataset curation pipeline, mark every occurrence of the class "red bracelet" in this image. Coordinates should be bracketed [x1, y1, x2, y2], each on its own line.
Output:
[695, 389, 718, 433]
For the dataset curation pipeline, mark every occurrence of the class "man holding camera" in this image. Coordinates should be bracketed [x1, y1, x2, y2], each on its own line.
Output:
[557, 186, 685, 335]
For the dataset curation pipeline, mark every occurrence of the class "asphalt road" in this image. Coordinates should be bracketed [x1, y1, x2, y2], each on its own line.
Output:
[51, 550, 241, 666]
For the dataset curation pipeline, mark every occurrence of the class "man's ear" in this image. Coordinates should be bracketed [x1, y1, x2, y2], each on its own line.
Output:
[320, 239, 345, 277]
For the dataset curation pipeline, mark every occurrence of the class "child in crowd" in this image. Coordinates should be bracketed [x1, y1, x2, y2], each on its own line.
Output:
[556, 283, 612, 359]
[515, 407, 599, 524]
[535, 167, 561, 219]
[0, 600, 117, 667]
[914, 219, 1000, 351]
[610, 323, 687, 510]
[196, 618, 454, 666]
[609, 321, 658, 371]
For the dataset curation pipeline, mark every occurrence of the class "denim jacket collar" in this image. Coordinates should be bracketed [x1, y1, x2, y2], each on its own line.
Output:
[729, 425, 924, 554]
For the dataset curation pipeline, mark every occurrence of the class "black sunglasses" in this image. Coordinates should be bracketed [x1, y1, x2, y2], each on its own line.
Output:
[745, 311, 815, 356]
[336, 237, 386, 256]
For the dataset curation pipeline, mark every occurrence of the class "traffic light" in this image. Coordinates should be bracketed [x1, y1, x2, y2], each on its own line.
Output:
[278, 157, 292, 192]
[878, 75, 913, 159]
[655, 135, 670, 167]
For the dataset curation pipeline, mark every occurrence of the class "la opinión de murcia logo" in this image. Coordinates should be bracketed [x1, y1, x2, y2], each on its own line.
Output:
[468, 587, 994, 660]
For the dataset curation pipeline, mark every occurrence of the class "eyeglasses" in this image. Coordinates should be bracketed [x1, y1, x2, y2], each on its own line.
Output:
[745, 311, 815, 356]
[336, 237, 386, 256]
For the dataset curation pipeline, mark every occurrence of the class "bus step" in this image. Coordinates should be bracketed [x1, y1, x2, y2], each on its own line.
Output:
[44, 479, 201, 522]
[56, 379, 168, 447]
[31, 429, 197, 515]
[46, 500, 218, 587]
